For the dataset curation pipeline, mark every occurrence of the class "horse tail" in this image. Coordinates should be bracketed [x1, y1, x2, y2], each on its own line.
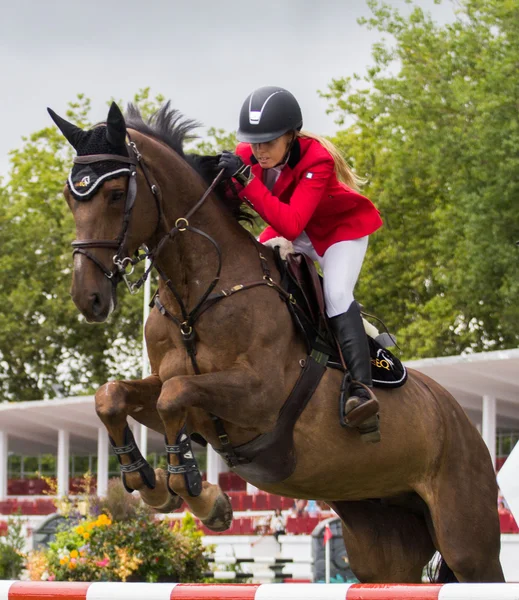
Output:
[427, 553, 458, 583]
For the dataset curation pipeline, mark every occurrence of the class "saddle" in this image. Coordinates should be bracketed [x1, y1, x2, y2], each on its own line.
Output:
[273, 248, 407, 388]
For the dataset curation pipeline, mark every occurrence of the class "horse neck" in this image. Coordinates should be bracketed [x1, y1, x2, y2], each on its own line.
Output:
[142, 141, 255, 306]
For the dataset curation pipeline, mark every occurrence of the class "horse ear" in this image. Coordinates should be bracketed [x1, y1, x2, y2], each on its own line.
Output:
[47, 108, 86, 150]
[106, 102, 127, 149]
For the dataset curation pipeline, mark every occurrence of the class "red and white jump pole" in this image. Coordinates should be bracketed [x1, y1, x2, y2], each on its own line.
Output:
[2, 582, 519, 599]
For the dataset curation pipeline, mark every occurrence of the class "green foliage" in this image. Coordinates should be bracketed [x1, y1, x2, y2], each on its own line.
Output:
[191, 127, 238, 156]
[0, 90, 163, 400]
[0, 517, 26, 579]
[322, 0, 519, 358]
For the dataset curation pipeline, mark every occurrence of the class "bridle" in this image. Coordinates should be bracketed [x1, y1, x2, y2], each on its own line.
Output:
[71, 139, 164, 289]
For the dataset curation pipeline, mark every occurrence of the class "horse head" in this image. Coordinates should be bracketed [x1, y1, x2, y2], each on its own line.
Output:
[48, 102, 160, 322]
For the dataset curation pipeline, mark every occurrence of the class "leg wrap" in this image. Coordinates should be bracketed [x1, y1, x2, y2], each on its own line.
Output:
[109, 426, 156, 493]
[165, 427, 202, 497]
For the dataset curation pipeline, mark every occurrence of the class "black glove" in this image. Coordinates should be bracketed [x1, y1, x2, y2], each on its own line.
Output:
[217, 151, 253, 185]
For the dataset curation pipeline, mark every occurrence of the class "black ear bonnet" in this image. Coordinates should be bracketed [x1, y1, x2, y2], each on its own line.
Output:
[47, 102, 133, 201]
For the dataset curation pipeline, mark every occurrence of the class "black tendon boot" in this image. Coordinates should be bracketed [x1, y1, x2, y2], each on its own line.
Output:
[330, 303, 381, 443]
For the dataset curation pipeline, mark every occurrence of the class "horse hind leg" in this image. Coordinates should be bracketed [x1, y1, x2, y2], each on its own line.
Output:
[95, 376, 182, 513]
[416, 462, 505, 582]
[331, 498, 436, 583]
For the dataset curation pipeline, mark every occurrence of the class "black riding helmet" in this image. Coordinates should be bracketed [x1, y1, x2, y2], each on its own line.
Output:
[237, 86, 303, 144]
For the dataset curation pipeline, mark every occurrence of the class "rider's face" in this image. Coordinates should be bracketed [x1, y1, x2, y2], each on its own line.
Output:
[251, 132, 293, 169]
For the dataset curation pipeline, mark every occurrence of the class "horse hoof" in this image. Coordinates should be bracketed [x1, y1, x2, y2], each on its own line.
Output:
[201, 492, 233, 532]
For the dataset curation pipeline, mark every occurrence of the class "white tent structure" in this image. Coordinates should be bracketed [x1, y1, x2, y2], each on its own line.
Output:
[0, 347, 518, 500]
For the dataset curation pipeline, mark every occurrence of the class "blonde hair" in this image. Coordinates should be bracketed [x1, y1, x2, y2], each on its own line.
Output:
[297, 130, 365, 190]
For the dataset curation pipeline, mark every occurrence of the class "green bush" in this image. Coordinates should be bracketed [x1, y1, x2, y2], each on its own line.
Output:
[26, 478, 209, 583]
[0, 517, 26, 579]
[42, 510, 208, 583]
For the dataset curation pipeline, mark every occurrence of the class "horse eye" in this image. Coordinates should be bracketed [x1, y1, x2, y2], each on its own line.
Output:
[110, 190, 125, 203]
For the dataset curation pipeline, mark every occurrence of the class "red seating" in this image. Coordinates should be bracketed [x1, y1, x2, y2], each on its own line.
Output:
[499, 509, 519, 534]
[282, 496, 294, 510]
[253, 493, 268, 511]
[240, 517, 254, 535]
[7, 480, 29, 495]
[34, 499, 56, 514]
[226, 491, 244, 511]
[229, 473, 246, 491]
[305, 516, 320, 533]
[241, 493, 253, 510]
[268, 495, 282, 510]
[218, 472, 232, 491]
[285, 517, 300, 535]
[496, 457, 507, 471]
[27, 479, 51, 495]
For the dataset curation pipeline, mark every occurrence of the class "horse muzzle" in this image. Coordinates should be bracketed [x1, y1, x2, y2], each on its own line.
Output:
[71, 259, 117, 323]
[72, 286, 116, 323]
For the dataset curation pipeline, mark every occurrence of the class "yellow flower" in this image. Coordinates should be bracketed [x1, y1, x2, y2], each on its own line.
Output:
[96, 514, 111, 527]
[75, 526, 85, 535]
[59, 558, 67, 565]
[69, 562, 77, 569]
[62, 555, 69, 563]
[70, 550, 78, 559]
[82, 532, 90, 540]
[87, 523, 95, 531]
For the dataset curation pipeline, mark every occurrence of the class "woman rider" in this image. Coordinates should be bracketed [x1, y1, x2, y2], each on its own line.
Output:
[217, 86, 383, 442]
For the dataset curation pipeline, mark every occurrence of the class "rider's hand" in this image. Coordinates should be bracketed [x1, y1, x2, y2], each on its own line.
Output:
[217, 151, 253, 185]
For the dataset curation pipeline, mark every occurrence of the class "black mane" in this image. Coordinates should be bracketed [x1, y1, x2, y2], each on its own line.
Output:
[125, 102, 251, 223]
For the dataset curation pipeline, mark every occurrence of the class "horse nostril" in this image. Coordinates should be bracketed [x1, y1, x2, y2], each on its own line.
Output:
[90, 293, 102, 317]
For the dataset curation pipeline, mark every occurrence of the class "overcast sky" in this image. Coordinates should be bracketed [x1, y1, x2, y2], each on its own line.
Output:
[0, 0, 455, 178]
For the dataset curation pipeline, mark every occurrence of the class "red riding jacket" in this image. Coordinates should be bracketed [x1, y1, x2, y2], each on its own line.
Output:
[235, 137, 382, 257]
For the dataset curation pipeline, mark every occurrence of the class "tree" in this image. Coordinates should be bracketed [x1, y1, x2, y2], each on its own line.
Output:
[322, 0, 519, 358]
[0, 90, 165, 400]
[191, 127, 237, 155]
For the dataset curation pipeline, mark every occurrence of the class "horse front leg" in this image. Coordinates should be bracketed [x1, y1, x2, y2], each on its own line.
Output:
[95, 375, 182, 513]
[157, 368, 265, 532]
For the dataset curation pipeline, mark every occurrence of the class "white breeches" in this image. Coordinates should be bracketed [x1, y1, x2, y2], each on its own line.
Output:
[293, 233, 368, 318]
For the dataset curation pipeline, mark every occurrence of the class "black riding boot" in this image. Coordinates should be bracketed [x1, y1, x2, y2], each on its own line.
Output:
[329, 302, 380, 443]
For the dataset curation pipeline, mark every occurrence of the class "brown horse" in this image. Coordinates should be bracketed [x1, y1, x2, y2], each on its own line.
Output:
[48, 101, 504, 583]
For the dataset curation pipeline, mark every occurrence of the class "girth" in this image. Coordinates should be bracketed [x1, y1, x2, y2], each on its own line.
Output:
[213, 355, 326, 480]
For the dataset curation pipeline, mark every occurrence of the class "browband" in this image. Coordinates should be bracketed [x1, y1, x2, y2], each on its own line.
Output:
[73, 153, 138, 165]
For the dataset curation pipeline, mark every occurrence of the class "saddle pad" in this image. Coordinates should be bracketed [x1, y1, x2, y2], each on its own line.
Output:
[368, 337, 407, 388]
